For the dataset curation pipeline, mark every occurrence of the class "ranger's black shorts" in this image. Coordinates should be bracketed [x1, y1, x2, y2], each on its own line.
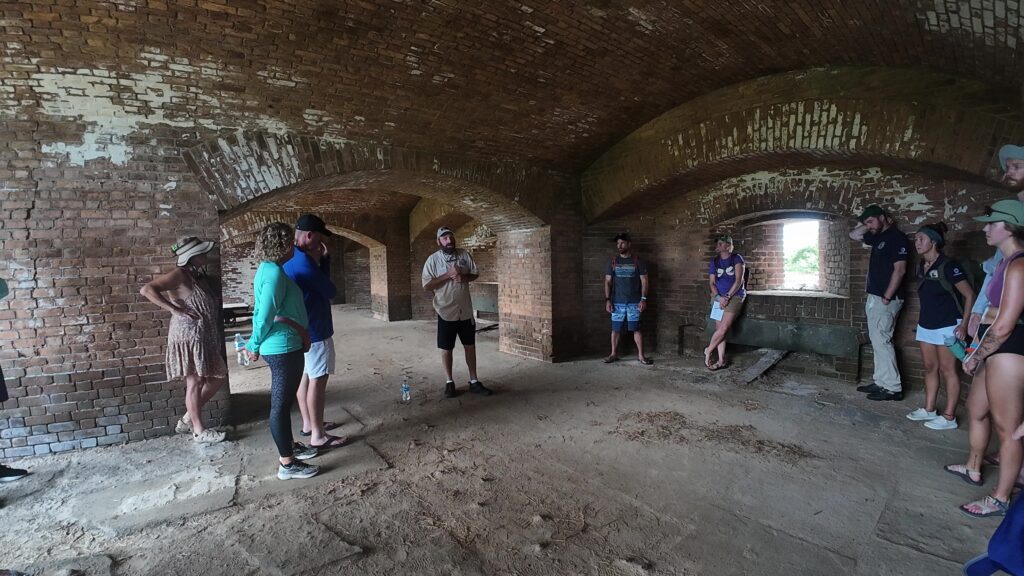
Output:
[437, 317, 476, 350]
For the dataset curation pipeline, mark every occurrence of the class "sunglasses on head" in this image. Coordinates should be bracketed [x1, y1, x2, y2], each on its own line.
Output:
[984, 206, 1018, 221]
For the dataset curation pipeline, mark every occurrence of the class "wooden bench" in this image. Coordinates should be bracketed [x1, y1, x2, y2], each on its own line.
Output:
[222, 303, 253, 326]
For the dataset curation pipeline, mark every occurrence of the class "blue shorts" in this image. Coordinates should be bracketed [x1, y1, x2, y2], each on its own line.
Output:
[611, 302, 641, 332]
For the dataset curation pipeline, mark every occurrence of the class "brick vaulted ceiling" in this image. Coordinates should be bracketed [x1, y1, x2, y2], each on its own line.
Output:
[5, 1, 1024, 174]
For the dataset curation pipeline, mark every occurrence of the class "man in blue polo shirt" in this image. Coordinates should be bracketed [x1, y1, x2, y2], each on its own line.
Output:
[850, 205, 909, 401]
[283, 214, 346, 450]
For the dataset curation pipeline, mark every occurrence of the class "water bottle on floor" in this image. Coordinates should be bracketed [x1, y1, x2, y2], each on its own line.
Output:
[234, 334, 250, 366]
[401, 380, 411, 402]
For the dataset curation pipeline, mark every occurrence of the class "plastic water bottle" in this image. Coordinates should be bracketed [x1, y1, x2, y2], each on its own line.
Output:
[401, 380, 411, 402]
[944, 335, 967, 361]
[234, 334, 250, 366]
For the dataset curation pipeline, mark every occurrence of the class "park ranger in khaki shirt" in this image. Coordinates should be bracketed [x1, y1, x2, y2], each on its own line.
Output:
[421, 226, 492, 399]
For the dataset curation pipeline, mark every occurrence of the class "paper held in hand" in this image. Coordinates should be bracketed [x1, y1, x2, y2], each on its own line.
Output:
[710, 300, 725, 321]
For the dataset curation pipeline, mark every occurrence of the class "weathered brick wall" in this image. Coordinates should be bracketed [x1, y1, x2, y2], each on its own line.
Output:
[581, 68, 1022, 222]
[323, 235, 345, 305]
[410, 238, 438, 321]
[0, 122, 227, 457]
[498, 228, 554, 361]
[342, 241, 370, 307]
[582, 167, 1005, 385]
[823, 220, 851, 297]
[221, 241, 258, 305]
[736, 223, 784, 291]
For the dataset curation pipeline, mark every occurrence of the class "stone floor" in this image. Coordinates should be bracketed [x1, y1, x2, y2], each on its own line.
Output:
[0, 306, 1001, 575]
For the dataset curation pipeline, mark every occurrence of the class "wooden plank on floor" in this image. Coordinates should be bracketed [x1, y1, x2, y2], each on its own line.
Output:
[740, 349, 788, 383]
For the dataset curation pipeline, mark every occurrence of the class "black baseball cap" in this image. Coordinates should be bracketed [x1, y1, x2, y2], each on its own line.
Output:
[613, 232, 632, 242]
[295, 214, 333, 237]
[857, 205, 885, 223]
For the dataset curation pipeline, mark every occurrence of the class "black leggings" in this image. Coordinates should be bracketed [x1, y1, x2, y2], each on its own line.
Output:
[264, 350, 305, 458]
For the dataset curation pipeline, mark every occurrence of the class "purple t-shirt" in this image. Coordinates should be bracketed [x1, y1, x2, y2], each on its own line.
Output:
[709, 253, 746, 298]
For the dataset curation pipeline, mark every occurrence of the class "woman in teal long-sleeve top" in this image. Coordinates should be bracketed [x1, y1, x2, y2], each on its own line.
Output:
[243, 223, 320, 480]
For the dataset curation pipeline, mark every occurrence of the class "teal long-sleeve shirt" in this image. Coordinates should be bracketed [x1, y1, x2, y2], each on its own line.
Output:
[246, 261, 309, 356]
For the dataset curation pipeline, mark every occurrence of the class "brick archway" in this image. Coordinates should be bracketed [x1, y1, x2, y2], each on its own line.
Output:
[184, 132, 566, 232]
[583, 165, 1007, 385]
[220, 209, 409, 322]
[581, 67, 1024, 222]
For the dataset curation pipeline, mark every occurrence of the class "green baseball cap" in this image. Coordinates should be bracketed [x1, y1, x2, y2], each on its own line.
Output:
[975, 198, 1024, 226]
[857, 204, 885, 222]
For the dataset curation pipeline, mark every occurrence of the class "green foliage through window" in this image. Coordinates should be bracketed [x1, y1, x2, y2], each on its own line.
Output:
[786, 245, 819, 274]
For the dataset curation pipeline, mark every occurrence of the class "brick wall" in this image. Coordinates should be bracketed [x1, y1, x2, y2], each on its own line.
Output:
[735, 223, 784, 291]
[0, 122, 228, 458]
[823, 220, 851, 297]
[222, 241, 258, 305]
[581, 167, 1005, 386]
[342, 241, 370, 307]
[498, 228, 554, 361]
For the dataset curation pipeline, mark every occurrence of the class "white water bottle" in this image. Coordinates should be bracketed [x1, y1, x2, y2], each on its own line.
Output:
[234, 334, 250, 366]
[401, 380, 411, 402]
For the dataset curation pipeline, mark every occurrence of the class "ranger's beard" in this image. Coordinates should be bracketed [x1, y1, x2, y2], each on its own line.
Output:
[441, 245, 456, 254]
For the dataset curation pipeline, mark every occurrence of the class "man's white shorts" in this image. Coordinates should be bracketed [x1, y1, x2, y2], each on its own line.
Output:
[304, 337, 336, 379]
[915, 322, 960, 346]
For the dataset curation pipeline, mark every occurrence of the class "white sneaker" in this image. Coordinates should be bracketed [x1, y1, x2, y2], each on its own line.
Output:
[925, 417, 958, 430]
[175, 414, 192, 434]
[906, 408, 938, 421]
[192, 428, 226, 443]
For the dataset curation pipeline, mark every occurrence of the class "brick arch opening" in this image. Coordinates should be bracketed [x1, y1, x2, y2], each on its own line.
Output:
[219, 210, 409, 322]
[581, 67, 1024, 223]
[714, 210, 844, 297]
[583, 165, 1007, 385]
[184, 132, 563, 232]
[216, 187, 564, 361]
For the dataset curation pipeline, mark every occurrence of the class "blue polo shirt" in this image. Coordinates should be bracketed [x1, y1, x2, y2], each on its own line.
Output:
[917, 254, 967, 329]
[282, 246, 336, 343]
[862, 227, 910, 298]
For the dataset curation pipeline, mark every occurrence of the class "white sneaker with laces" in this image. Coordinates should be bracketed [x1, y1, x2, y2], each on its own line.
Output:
[906, 408, 938, 421]
[925, 416, 958, 430]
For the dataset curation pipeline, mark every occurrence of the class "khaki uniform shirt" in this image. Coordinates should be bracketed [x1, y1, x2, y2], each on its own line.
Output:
[422, 249, 478, 321]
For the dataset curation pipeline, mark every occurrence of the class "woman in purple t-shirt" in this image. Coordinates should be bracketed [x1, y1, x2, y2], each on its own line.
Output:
[704, 235, 747, 370]
[948, 199, 1024, 518]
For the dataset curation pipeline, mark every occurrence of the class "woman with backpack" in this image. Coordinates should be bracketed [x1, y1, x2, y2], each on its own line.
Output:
[704, 234, 746, 371]
[945, 199, 1024, 518]
[905, 223, 975, 431]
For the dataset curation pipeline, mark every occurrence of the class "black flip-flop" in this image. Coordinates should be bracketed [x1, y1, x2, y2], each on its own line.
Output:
[309, 434, 349, 451]
[603, 356, 619, 364]
[299, 421, 341, 436]
[638, 357, 653, 365]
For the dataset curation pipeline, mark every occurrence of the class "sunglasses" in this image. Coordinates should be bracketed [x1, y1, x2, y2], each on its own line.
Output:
[983, 206, 1021, 223]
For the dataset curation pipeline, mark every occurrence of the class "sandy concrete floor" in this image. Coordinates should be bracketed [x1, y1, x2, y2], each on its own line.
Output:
[0, 305, 1002, 575]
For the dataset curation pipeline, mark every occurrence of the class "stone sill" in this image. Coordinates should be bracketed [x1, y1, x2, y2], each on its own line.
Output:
[746, 290, 848, 299]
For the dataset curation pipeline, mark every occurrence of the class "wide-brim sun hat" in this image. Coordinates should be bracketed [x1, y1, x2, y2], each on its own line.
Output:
[974, 198, 1024, 226]
[172, 237, 215, 267]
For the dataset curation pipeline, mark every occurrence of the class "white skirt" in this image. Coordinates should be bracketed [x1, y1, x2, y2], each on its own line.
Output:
[915, 321, 960, 346]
